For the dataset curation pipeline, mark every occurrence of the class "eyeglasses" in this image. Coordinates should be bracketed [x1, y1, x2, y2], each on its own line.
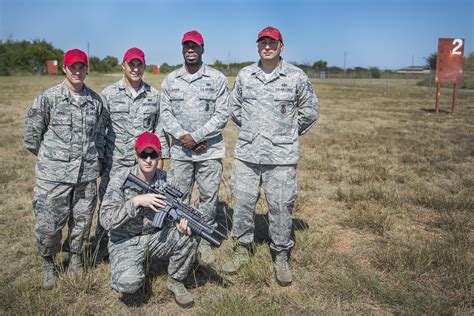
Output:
[67, 64, 87, 72]
[138, 151, 160, 160]
[257, 40, 280, 49]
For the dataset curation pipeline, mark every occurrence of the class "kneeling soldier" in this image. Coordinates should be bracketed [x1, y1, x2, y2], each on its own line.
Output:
[100, 132, 198, 308]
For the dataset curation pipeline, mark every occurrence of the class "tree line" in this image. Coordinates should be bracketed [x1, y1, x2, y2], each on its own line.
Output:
[1, 39, 472, 78]
[0, 40, 121, 75]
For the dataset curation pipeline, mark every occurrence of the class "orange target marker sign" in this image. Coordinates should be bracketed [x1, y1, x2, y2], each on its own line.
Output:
[435, 38, 464, 113]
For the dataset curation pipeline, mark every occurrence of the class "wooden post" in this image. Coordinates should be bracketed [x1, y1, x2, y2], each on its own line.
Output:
[452, 83, 458, 113]
[435, 82, 441, 113]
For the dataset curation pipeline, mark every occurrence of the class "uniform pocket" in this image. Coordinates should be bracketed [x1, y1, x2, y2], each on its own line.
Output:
[170, 92, 184, 114]
[51, 111, 72, 142]
[237, 130, 256, 143]
[198, 94, 217, 112]
[48, 148, 71, 161]
[139, 105, 157, 129]
[109, 102, 130, 129]
[270, 134, 297, 145]
[242, 90, 257, 100]
[274, 94, 296, 116]
[110, 102, 129, 113]
[274, 94, 295, 116]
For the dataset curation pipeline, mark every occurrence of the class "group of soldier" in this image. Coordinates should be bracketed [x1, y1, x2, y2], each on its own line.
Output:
[23, 26, 319, 308]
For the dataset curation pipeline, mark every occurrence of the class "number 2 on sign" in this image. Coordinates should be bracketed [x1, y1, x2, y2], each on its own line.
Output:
[452, 39, 463, 55]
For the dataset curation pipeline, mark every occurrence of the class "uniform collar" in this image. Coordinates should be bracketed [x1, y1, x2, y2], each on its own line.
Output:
[128, 165, 166, 187]
[60, 80, 92, 105]
[118, 78, 149, 98]
[251, 58, 287, 83]
[176, 63, 209, 83]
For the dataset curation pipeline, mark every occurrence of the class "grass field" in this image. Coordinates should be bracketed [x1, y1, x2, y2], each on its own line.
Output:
[0, 74, 473, 314]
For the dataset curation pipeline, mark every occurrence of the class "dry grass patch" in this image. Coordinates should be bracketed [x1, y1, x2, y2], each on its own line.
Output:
[1, 75, 473, 314]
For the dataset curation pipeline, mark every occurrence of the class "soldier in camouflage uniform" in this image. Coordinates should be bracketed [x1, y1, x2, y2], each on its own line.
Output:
[100, 132, 197, 308]
[94, 47, 169, 259]
[23, 49, 104, 289]
[222, 27, 319, 286]
[160, 30, 230, 265]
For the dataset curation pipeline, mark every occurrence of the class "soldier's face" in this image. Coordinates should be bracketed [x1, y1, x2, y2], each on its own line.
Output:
[136, 148, 160, 173]
[63, 62, 87, 84]
[182, 41, 203, 65]
[257, 37, 284, 62]
[122, 59, 145, 84]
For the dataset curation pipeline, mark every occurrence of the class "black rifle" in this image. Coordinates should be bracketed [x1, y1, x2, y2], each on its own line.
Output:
[124, 172, 227, 247]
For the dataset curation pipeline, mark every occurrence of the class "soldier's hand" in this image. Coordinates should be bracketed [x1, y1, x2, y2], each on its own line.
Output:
[133, 193, 167, 212]
[193, 141, 207, 153]
[176, 218, 192, 235]
[179, 134, 197, 150]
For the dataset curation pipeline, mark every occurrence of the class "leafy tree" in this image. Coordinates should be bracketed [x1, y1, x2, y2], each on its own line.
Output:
[463, 52, 474, 71]
[160, 63, 181, 74]
[212, 59, 226, 71]
[369, 67, 381, 78]
[0, 39, 63, 75]
[89, 56, 119, 73]
[312, 60, 327, 71]
[101, 56, 119, 72]
[88, 56, 102, 72]
[426, 52, 437, 70]
[328, 66, 343, 73]
[354, 67, 368, 73]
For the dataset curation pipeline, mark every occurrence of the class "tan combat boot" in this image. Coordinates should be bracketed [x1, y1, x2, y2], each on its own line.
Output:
[221, 244, 250, 274]
[274, 251, 292, 286]
[198, 242, 216, 265]
[42, 256, 57, 289]
[167, 278, 194, 308]
[68, 253, 83, 278]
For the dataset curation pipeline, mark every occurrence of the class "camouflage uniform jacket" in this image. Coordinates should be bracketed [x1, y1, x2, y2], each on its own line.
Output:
[96, 78, 170, 170]
[100, 165, 168, 242]
[23, 81, 104, 183]
[160, 64, 230, 161]
[230, 59, 319, 165]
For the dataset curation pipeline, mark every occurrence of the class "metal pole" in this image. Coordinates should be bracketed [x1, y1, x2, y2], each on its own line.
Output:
[435, 82, 441, 113]
[343, 51, 346, 73]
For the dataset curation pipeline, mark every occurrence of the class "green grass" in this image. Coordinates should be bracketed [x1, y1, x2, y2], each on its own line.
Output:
[0, 75, 473, 314]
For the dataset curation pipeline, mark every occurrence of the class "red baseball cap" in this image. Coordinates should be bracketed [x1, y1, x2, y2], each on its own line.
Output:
[256, 26, 283, 43]
[182, 30, 204, 45]
[135, 132, 161, 153]
[123, 47, 145, 64]
[64, 49, 88, 66]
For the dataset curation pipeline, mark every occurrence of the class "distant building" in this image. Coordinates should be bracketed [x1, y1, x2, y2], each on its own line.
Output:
[396, 66, 431, 74]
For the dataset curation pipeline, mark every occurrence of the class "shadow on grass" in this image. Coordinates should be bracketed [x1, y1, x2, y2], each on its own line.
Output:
[190, 263, 233, 289]
[420, 107, 451, 114]
[220, 201, 310, 245]
[119, 255, 229, 307]
[119, 283, 153, 307]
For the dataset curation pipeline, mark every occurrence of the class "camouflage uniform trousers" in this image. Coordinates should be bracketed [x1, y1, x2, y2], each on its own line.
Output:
[95, 162, 132, 240]
[169, 159, 222, 245]
[108, 226, 198, 293]
[99, 160, 131, 200]
[230, 158, 297, 252]
[32, 178, 97, 256]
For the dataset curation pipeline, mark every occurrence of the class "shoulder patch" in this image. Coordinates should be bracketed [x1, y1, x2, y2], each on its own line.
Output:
[27, 108, 41, 118]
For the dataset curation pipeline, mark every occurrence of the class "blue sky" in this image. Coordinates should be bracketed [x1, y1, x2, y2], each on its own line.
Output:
[1, 0, 472, 69]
